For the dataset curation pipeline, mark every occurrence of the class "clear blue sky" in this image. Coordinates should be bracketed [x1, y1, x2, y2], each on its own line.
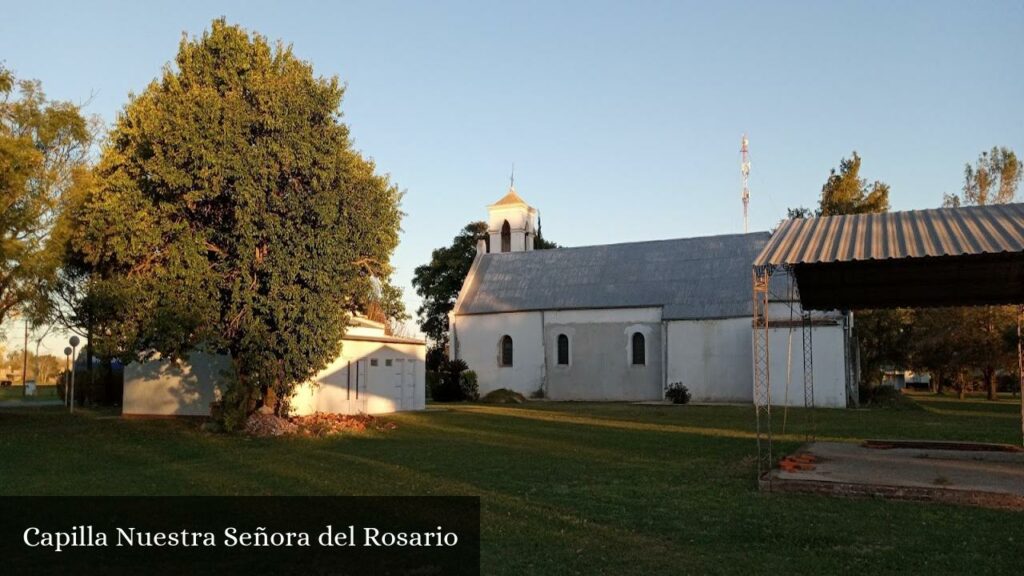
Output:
[2, 0, 1022, 348]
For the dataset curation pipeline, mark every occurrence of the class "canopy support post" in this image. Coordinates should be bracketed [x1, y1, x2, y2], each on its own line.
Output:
[753, 265, 773, 486]
[1018, 304, 1023, 447]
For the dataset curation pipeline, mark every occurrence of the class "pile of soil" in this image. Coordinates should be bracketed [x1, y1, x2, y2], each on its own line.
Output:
[480, 388, 527, 404]
[244, 413, 298, 437]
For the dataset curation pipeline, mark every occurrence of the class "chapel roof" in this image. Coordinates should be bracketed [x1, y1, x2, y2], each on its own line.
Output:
[489, 188, 530, 208]
[454, 231, 781, 320]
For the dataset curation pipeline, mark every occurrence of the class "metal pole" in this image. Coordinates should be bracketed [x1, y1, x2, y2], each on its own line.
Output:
[21, 319, 28, 396]
[63, 346, 72, 408]
[1018, 305, 1023, 447]
[70, 347, 76, 413]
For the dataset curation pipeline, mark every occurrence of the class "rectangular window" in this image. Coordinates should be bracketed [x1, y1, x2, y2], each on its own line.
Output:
[370, 358, 378, 367]
[385, 359, 393, 367]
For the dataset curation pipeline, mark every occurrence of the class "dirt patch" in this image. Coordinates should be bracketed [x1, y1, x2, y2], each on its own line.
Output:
[244, 412, 397, 438]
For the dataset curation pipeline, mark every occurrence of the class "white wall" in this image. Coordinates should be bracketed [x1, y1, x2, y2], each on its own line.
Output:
[487, 204, 536, 253]
[453, 311, 545, 397]
[292, 339, 426, 415]
[666, 318, 847, 408]
[122, 339, 425, 417]
[543, 308, 663, 401]
[123, 352, 231, 416]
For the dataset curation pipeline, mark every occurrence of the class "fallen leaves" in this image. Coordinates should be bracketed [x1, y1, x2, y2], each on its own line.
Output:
[243, 412, 396, 438]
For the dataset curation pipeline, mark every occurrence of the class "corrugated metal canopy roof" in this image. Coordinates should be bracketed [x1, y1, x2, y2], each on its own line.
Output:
[755, 203, 1024, 266]
[755, 204, 1024, 309]
[455, 232, 778, 320]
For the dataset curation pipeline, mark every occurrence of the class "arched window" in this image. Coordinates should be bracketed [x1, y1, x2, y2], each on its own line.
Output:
[557, 334, 569, 365]
[500, 220, 511, 252]
[631, 332, 646, 366]
[500, 335, 514, 366]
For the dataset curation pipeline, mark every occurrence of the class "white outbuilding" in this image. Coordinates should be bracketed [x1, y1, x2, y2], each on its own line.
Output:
[123, 316, 426, 417]
[449, 188, 852, 407]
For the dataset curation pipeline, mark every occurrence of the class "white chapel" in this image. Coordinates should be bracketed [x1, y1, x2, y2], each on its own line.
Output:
[449, 187, 853, 407]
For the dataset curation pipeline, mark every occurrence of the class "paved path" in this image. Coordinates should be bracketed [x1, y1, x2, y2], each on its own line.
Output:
[768, 441, 1024, 509]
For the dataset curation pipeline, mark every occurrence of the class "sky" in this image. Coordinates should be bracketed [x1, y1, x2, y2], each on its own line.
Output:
[1, 0, 1023, 354]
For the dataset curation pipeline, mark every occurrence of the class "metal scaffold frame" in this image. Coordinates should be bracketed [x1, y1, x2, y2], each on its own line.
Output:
[753, 264, 818, 486]
[752, 265, 773, 482]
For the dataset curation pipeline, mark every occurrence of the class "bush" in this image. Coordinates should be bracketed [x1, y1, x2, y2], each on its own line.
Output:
[426, 371, 440, 400]
[431, 358, 476, 402]
[481, 388, 526, 404]
[665, 382, 691, 404]
[862, 385, 921, 410]
[460, 370, 479, 401]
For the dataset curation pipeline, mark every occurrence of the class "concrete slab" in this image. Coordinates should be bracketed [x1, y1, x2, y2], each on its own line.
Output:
[766, 441, 1024, 510]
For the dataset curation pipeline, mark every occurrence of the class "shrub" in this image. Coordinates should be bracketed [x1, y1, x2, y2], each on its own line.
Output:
[425, 371, 440, 400]
[665, 382, 691, 404]
[431, 358, 474, 402]
[863, 385, 921, 410]
[460, 370, 479, 401]
[481, 388, 526, 404]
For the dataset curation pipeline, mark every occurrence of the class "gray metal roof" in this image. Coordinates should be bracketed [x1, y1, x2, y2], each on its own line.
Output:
[754, 203, 1024, 267]
[455, 232, 774, 320]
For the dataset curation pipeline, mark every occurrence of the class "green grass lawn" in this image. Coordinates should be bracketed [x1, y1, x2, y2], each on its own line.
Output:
[1, 395, 1021, 575]
[0, 385, 59, 401]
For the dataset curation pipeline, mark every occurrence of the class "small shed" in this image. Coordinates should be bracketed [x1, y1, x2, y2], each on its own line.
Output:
[122, 317, 425, 417]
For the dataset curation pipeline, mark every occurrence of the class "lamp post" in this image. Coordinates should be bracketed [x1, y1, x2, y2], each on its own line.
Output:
[69, 336, 80, 413]
[63, 347, 73, 408]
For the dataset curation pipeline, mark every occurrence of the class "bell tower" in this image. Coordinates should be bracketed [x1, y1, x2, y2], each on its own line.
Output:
[487, 184, 537, 253]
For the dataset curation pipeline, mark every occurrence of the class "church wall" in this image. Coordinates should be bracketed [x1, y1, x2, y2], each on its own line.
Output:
[453, 311, 545, 397]
[665, 318, 847, 407]
[543, 308, 663, 401]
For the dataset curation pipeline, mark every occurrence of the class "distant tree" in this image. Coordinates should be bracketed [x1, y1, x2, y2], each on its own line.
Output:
[786, 207, 812, 219]
[63, 20, 402, 417]
[818, 152, 890, 216]
[800, 153, 898, 389]
[0, 66, 93, 328]
[857, 308, 915, 388]
[936, 147, 1021, 400]
[412, 222, 488, 362]
[534, 216, 558, 249]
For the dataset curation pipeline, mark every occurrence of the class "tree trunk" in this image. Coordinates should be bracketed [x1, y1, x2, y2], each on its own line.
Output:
[934, 370, 944, 395]
[85, 324, 94, 406]
[958, 373, 967, 400]
[984, 367, 997, 401]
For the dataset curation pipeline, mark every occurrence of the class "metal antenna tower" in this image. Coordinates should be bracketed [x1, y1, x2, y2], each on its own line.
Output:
[741, 134, 751, 233]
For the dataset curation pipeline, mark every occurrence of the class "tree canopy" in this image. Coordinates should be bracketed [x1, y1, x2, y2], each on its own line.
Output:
[63, 20, 403, 412]
[412, 221, 488, 349]
[0, 66, 92, 327]
[788, 151, 889, 218]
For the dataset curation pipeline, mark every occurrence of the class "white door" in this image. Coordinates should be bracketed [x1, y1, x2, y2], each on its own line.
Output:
[393, 359, 406, 410]
[402, 360, 415, 409]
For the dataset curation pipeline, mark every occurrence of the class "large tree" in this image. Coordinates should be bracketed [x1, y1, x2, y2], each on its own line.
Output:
[65, 20, 402, 415]
[0, 66, 92, 327]
[412, 221, 489, 355]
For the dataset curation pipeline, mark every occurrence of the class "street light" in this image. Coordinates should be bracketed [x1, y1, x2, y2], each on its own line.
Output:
[63, 347, 73, 408]
[69, 336, 80, 413]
